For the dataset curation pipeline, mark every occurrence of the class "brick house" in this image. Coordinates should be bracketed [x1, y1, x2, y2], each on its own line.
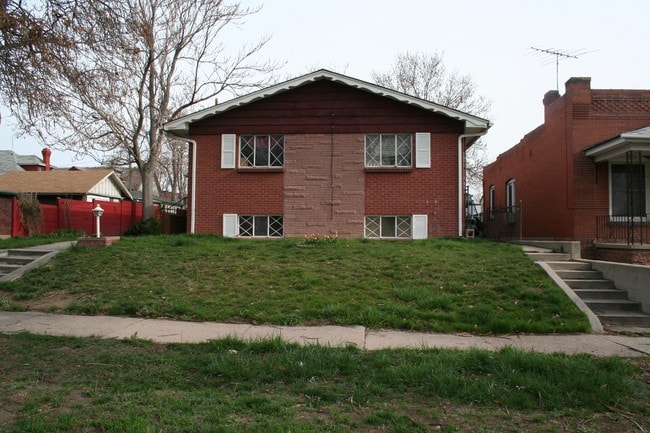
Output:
[164, 70, 490, 239]
[483, 77, 650, 263]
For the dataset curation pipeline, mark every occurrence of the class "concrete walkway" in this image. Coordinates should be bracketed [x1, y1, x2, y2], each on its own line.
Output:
[1, 311, 649, 357]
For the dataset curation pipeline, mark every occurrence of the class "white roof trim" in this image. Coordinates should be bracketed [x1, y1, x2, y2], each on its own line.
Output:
[584, 126, 650, 162]
[164, 69, 491, 137]
[102, 171, 134, 201]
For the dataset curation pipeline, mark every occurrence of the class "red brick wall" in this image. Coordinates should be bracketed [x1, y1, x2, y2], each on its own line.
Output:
[188, 80, 465, 238]
[483, 78, 650, 246]
[595, 247, 650, 266]
[365, 133, 460, 237]
[191, 134, 284, 235]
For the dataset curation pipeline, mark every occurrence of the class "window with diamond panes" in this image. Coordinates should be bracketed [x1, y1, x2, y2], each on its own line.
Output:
[240, 135, 284, 167]
[365, 134, 411, 167]
[239, 216, 283, 237]
[365, 216, 411, 238]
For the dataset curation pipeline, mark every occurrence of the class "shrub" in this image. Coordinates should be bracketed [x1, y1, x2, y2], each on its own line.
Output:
[17, 192, 43, 236]
[124, 218, 163, 236]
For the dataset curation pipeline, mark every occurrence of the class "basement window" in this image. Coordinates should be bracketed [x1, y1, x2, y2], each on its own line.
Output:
[365, 216, 412, 238]
[239, 215, 283, 237]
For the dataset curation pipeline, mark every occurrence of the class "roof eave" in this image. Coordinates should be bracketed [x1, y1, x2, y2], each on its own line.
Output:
[163, 69, 491, 137]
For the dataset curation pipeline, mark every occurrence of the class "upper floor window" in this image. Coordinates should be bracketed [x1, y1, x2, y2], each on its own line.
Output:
[240, 135, 284, 168]
[365, 134, 412, 167]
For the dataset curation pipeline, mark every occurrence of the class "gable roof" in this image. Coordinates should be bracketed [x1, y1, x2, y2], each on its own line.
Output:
[0, 150, 45, 175]
[0, 169, 133, 200]
[164, 69, 491, 138]
[584, 125, 650, 162]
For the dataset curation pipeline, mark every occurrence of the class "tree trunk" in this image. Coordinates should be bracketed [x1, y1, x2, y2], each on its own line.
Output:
[141, 165, 155, 220]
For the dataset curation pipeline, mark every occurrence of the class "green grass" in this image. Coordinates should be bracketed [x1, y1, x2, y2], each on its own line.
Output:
[1, 333, 648, 433]
[0, 235, 589, 334]
[0, 230, 82, 249]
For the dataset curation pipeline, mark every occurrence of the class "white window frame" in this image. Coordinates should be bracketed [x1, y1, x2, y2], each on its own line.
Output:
[364, 215, 414, 239]
[506, 179, 516, 211]
[238, 215, 284, 238]
[608, 162, 649, 218]
[365, 134, 412, 167]
[489, 185, 496, 219]
[239, 135, 284, 168]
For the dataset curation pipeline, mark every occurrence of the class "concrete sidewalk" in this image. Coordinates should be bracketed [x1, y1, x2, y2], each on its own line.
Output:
[1, 311, 649, 357]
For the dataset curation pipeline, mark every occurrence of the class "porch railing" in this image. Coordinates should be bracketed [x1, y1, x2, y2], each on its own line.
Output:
[596, 215, 650, 245]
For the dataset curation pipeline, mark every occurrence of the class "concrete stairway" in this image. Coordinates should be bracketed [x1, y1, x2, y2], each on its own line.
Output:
[548, 261, 650, 327]
[524, 248, 650, 328]
[0, 249, 56, 282]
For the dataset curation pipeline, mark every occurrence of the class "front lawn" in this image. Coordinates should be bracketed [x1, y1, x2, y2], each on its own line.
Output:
[1, 333, 648, 432]
[0, 235, 588, 334]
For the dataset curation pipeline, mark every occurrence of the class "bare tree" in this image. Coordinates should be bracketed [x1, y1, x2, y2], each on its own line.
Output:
[371, 51, 491, 194]
[155, 137, 188, 204]
[1, 0, 277, 220]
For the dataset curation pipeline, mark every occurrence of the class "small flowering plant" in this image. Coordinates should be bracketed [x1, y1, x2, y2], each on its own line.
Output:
[303, 232, 340, 245]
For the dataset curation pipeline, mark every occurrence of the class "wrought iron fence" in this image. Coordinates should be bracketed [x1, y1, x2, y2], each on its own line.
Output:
[596, 215, 649, 245]
[481, 204, 523, 240]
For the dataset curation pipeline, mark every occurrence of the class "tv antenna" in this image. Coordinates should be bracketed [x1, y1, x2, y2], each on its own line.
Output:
[529, 47, 595, 92]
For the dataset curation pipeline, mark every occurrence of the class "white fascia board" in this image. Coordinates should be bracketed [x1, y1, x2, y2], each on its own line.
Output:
[163, 69, 491, 137]
[585, 136, 650, 162]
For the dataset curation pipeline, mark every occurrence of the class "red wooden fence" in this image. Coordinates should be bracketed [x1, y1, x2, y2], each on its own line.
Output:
[10, 197, 150, 237]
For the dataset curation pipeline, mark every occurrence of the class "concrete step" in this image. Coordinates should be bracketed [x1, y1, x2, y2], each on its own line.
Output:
[547, 261, 592, 271]
[0, 256, 37, 265]
[554, 269, 604, 280]
[0, 264, 22, 274]
[564, 279, 615, 290]
[525, 252, 572, 262]
[573, 288, 629, 300]
[5, 249, 50, 258]
[585, 299, 644, 312]
[597, 312, 650, 327]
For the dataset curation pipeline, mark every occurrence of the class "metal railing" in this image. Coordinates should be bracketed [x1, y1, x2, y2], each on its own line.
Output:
[596, 215, 649, 245]
[481, 204, 523, 240]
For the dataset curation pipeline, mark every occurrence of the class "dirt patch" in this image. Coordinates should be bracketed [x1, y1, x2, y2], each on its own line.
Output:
[7, 290, 83, 312]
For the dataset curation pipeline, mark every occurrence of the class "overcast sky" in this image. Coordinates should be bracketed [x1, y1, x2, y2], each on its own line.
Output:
[1, 0, 649, 171]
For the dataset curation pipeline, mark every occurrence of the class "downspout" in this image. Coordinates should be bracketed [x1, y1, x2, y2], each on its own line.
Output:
[457, 131, 488, 237]
[187, 138, 197, 234]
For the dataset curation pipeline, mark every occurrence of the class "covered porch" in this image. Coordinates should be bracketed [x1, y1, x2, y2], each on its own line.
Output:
[584, 126, 650, 247]
[584, 126, 650, 265]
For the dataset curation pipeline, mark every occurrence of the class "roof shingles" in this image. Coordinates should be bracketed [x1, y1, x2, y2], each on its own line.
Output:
[0, 169, 119, 195]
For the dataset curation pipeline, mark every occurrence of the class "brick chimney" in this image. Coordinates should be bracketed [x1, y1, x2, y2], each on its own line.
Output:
[543, 90, 561, 123]
[564, 77, 592, 104]
[42, 148, 52, 171]
[543, 90, 560, 106]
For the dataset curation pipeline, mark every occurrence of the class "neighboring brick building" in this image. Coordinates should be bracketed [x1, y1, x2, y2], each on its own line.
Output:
[483, 77, 650, 262]
[164, 70, 490, 239]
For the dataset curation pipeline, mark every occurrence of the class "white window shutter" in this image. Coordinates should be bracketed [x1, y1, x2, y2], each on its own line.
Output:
[221, 134, 236, 169]
[415, 132, 431, 168]
[223, 214, 238, 237]
[412, 214, 428, 239]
